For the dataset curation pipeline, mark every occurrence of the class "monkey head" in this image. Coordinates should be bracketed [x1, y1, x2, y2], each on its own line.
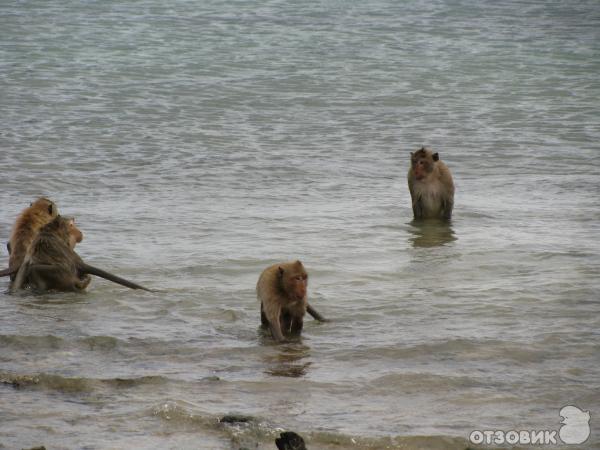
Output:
[68, 217, 84, 248]
[410, 147, 440, 181]
[30, 197, 58, 217]
[279, 260, 308, 301]
[41, 215, 83, 248]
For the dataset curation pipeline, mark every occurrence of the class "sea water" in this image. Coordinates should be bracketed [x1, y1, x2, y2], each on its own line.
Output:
[1, 1, 599, 449]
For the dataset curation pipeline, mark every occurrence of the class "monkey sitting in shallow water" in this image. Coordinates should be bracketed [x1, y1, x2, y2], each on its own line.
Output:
[12, 215, 152, 293]
[257, 260, 327, 342]
[1, 197, 59, 280]
[407, 147, 455, 220]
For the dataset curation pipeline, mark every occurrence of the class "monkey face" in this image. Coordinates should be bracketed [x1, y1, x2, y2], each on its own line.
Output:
[413, 158, 429, 180]
[289, 273, 308, 300]
[410, 148, 439, 181]
[67, 219, 84, 248]
[280, 262, 308, 301]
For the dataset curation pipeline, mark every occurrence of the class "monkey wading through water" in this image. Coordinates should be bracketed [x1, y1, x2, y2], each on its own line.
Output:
[12, 215, 152, 293]
[407, 147, 455, 220]
[1, 197, 59, 280]
[256, 260, 327, 342]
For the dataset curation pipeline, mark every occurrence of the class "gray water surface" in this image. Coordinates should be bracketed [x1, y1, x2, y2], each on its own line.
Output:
[1, 1, 599, 449]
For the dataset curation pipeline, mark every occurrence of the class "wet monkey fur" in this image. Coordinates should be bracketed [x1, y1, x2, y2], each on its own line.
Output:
[12, 216, 91, 292]
[257, 260, 327, 342]
[1, 198, 59, 279]
[12, 216, 152, 293]
[407, 147, 455, 220]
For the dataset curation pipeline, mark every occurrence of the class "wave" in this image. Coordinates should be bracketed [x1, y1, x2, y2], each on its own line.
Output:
[368, 372, 485, 391]
[0, 334, 121, 352]
[0, 371, 476, 449]
[0, 371, 169, 393]
[150, 400, 474, 450]
[335, 338, 554, 364]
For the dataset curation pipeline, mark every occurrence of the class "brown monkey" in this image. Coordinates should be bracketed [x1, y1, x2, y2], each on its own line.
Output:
[12, 216, 152, 293]
[407, 147, 454, 220]
[1, 198, 59, 279]
[257, 260, 326, 342]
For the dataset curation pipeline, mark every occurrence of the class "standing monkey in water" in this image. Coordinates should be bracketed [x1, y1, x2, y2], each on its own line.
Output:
[408, 147, 455, 220]
[12, 215, 152, 293]
[1, 198, 59, 279]
[257, 260, 327, 342]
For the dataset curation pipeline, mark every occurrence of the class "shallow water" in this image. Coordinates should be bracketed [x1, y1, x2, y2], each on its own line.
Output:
[1, 0, 599, 449]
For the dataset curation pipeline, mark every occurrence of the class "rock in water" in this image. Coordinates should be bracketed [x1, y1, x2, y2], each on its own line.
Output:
[275, 431, 306, 450]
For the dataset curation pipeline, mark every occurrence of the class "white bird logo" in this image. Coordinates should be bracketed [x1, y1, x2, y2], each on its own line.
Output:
[559, 405, 591, 445]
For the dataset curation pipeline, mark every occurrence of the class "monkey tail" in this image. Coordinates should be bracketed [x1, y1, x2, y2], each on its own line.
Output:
[0, 267, 16, 278]
[307, 303, 329, 322]
[80, 263, 154, 292]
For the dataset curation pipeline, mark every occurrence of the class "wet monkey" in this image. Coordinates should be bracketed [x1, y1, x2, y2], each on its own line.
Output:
[257, 260, 327, 342]
[12, 216, 152, 293]
[407, 147, 455, 220]
[1, 198, 59, 279]
[12, 216, 88, 291]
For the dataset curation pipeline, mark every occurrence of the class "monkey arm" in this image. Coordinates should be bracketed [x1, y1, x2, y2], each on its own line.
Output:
[306, 304, 329, 322]
[441, 197, 454, 220]
[412, 196, 423, 219]
[262, 300, 286, 342]
[260, 302, 271, 327]
[269, 315, 286, 342]
[10, 263, 29, 292]
[290, 315, 304, 334]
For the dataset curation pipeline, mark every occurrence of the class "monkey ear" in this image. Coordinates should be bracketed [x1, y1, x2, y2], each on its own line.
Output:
[278, 266, 284, 277]
[433, 152, 439, 161]
[48, 204, 54, 215]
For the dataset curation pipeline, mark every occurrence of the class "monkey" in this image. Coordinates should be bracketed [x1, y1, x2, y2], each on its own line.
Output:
[407, 146, 455, 220]
[258, 261, 308, 342]
[12, 215, 152, 293]
[256, 260, 327, 342]
[1, 198, 59, 280]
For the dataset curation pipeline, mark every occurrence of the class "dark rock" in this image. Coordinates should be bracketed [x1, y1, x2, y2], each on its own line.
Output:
[219, 414, 252, 424]
[275, 431, 306, 450]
